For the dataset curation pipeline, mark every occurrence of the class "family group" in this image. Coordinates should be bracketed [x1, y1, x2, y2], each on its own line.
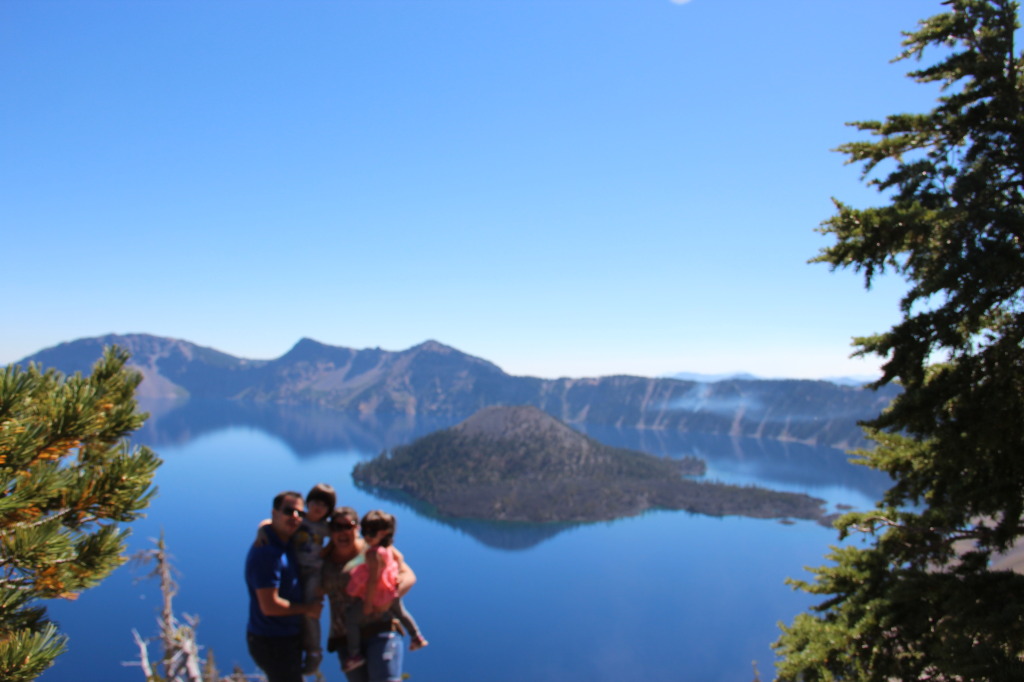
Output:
[244, 484, 428, 682]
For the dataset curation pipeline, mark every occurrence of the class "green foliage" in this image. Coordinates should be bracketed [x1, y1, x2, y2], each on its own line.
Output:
[0, 347, 161, 682]
[775, 2, 1024, 680]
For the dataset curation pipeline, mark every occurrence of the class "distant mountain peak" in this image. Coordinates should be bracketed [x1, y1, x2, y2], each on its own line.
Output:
[280, 337, 335, 357]
[411, 339, 452, 352]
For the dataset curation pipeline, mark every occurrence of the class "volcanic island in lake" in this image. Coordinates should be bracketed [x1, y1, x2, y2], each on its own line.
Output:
[352, 405, 827, 524]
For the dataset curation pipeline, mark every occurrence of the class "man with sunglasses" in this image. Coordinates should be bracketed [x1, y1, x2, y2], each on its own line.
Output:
[245, 491, 324, 682]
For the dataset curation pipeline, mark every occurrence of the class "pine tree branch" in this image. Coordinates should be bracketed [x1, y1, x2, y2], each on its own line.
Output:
[0, 553, 96, 571]
[3, 507, 76, 529]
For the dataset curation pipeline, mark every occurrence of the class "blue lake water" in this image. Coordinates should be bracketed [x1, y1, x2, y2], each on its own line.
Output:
[38, 401, 885, 682]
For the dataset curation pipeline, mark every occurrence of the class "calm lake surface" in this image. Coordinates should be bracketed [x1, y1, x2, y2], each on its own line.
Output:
[39, 401, 886, 682]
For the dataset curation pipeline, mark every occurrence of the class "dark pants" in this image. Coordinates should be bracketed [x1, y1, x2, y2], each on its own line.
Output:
[246, 631, 303, 682]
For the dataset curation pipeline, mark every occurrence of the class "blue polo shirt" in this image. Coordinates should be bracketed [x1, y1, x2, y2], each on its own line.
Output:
[245, 526, 304, 637]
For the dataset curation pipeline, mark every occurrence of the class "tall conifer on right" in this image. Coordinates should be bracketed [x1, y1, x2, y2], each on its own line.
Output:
[775, 1, 1024, 679]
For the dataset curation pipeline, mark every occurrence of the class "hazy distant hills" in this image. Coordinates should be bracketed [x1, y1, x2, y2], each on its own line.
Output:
[16, 333, 898, 450]
[664, 371, 876, 387]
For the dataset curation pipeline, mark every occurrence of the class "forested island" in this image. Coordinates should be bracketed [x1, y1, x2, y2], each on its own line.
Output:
[353, 405, 827, 524]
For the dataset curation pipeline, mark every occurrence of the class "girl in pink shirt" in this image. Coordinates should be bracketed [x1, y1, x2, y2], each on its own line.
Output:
[342, 510, 427, 672]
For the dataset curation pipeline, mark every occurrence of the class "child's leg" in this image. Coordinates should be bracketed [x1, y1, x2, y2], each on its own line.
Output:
[301, 572, 323, 672]
[392, 598, 426, 644]
[344, 598, 364, 659]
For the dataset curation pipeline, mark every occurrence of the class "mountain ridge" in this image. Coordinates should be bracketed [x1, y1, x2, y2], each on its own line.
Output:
[15, 333, 898, 450]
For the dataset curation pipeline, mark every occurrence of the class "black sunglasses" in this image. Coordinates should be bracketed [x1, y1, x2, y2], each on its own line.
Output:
[279, 506, 306, 519]
[329, 520, 357, 530]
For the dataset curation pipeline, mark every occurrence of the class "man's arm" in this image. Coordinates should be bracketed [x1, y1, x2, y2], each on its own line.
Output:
[255, 587, 322, 618]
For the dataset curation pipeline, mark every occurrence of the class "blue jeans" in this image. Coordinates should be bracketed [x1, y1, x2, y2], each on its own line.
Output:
[342, 631, 404, 682]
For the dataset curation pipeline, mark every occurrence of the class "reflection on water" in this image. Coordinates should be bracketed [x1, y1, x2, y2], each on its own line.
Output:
[137, 399, 889, 508]
[577, 423, 889, 506]
[136, 398, 461, 455]
[357, 483, 579, 550]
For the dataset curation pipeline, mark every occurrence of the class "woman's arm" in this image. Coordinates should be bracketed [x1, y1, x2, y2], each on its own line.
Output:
[395, 548, 416, 598]
[252, 519, 272, 547]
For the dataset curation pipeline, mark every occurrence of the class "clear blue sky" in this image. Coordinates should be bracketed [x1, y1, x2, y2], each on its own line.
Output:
[3, 0, 946, 379]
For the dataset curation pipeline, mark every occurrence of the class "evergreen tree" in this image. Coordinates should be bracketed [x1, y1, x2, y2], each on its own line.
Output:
[775, 2, 1024, 680]
[0, 347, 160, 682]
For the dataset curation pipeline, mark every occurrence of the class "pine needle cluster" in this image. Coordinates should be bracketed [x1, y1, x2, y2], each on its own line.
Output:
[0, 346, 161, 682]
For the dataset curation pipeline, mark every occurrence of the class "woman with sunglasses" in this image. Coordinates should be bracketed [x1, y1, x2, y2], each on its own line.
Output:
[321, 507, 417, 682]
